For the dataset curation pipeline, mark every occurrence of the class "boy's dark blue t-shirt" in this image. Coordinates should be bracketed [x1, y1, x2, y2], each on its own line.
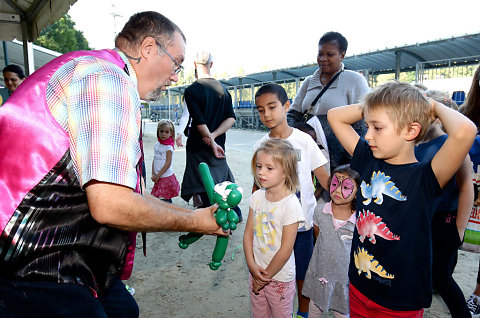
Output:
[349, 139, 441, 311]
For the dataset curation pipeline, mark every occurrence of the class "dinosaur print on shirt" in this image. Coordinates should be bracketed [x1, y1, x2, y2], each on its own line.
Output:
[360, 171, 407, 205]
[357, 210, 400, 244]
[354, 246, 394, 280]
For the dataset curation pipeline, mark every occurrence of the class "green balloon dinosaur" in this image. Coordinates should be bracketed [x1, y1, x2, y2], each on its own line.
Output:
[178, 162, 243, 270]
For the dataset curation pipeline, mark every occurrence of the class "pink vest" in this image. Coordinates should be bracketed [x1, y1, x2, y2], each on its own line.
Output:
[0, 49, 138, 292]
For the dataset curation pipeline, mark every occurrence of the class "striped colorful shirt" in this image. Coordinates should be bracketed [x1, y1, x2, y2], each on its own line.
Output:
[45, 49, 142, 189]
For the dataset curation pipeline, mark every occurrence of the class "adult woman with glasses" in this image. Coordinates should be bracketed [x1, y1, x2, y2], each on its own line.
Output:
[286, 31, 369, 318]
[287, 31, 369, 175]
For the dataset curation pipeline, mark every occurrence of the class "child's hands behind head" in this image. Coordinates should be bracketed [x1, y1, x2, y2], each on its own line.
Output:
[427, 97, 440, 123]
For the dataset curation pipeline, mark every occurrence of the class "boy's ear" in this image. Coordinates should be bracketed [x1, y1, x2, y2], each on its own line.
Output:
[284, 100, 291, 111]
[405, 122, 421, 141]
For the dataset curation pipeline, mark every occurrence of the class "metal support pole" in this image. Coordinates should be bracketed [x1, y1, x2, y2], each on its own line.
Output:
[2, 41, 9, 66]
[20, 17, 34, 76]
[395, 51, 402, 80]
[234, 85, 238, 108]
[167, 88, 171, 121]
[234, 86, 238, 128]
[251, 84, 255, 130]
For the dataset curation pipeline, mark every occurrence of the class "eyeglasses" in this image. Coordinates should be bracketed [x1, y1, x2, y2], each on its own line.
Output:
[155, 40, 183, 75]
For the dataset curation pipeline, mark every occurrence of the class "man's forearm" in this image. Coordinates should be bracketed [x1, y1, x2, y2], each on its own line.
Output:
[196, 124, 212, 138]
[211, 117, 235, 139]
[85, 181, 211, 233]
[196, 117, 235, 140]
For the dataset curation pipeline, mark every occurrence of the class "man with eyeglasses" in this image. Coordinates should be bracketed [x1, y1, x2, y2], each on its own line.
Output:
[0, 11, 222, 318]
[180, 51, 242, 222]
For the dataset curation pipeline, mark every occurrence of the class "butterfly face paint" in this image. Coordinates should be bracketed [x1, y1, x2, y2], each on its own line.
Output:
[330, 173, 355, 199]
[342, 178, 355, 199]
[330, 174, 341, 195]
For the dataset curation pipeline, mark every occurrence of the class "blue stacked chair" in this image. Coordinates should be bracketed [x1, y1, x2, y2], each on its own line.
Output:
[452, 91, 466, 106]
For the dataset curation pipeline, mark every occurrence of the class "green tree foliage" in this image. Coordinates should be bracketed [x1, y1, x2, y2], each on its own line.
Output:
[34, 14, 91, 53]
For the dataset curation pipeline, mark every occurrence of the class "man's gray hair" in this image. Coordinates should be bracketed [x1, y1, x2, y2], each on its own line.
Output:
[115, 11, 186, 49]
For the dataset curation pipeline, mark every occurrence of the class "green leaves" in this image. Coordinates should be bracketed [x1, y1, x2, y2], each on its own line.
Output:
[34, 15, 91, 53]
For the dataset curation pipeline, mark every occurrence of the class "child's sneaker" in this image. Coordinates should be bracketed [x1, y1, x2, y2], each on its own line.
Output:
[467, 295, 480, 317]
[125, 284, 135, 296]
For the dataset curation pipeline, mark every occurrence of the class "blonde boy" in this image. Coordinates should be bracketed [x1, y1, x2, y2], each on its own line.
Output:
[252, 83, 329, 317]
[328, 81, 477, 317]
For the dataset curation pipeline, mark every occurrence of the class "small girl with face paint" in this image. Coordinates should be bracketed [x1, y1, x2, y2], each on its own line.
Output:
[302, 165, 361, 318]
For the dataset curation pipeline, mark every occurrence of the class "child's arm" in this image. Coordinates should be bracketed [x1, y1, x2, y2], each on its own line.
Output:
[313, 166, 329, 191]
[431, 100, 477, 188]
[243, 207, 271, 284]
[156, 150, 173, 178]
[151, 160, 158, 183]
[313, 224, 319, 240]
[314, 183, 323, 200]
[313, 223, 319, 246]
[327, 104, 363, 156]
[455, 156, 474, 241]
[263, 222, 298, 280]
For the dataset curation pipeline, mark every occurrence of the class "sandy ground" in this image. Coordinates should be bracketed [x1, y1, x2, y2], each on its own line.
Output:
[125, 121, 479, 317]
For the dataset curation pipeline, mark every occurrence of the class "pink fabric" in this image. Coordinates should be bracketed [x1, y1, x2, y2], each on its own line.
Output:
[0, 49, 138, 280]
[159, 136, 175, 148]
[249, 275, 296, 318]
[0, 49, 124, 230]
[120, 231, 138, 280]
[322, 202, 356, 231]
[151, 173, 180, 200]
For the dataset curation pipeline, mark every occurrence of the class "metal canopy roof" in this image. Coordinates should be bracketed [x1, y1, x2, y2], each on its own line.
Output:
[345, 33, 480, 73]
[168, 32, 480, 95]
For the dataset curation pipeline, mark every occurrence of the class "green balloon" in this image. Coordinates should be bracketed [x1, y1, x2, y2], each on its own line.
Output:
[215, 209, 228, 226]
[178, 162, 243, 270]
[227, 209, 239, 224]
[178, 233, 203, 249]
[210, 235, 229, 270]
[227, 189, 242, 207]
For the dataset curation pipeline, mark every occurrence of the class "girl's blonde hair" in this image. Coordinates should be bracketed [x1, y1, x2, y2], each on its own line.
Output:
[156, 119, 175, 139]
[251, 139, 299, 193]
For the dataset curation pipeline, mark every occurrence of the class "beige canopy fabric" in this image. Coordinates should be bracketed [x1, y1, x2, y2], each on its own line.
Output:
[0, 0, 77, 41]
[0, 0, 77, 74]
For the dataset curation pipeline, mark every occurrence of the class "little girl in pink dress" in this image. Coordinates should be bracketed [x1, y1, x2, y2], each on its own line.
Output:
[151, 119, 180, 203]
